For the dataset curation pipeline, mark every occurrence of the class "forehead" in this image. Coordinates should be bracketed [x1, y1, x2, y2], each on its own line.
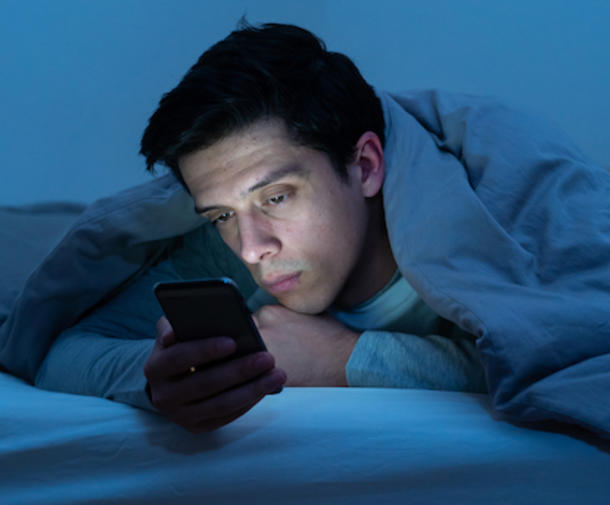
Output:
[179, 119, 308, 195]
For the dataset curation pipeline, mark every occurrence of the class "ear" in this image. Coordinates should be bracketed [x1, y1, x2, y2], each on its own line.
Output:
[348, 131, 385, 198]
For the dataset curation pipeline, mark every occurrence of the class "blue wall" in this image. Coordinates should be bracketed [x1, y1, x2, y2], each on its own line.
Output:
[2, 0, 609, 205]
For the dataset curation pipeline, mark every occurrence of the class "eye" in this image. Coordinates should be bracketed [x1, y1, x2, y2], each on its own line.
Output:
[211, 210, 235, 225]
[267, 194, 286, 205]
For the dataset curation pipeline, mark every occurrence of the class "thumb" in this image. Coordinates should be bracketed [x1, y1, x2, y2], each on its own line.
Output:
[156, 316, 178, 348]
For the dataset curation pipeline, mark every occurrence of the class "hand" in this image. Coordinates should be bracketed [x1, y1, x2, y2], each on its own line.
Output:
[143, 316, 287, 433]
[252, 305, 359, 387]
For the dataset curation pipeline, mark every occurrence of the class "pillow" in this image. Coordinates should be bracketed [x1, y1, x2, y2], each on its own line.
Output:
[0, 202, 85, 325]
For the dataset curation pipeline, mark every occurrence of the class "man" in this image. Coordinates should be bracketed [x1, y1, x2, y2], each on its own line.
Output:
[4, 23, 610, 438]
[134, 23, 492, 431]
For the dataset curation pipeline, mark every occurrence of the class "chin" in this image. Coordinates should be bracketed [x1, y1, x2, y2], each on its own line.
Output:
[276, 291, 333, 315]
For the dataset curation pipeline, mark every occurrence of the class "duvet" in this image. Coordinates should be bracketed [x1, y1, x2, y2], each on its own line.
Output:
[1, 89, 609, 440]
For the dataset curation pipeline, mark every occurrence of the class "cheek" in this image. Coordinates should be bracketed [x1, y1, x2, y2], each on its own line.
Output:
[319, 199, 368, 267]
[298, 209, 355, 265]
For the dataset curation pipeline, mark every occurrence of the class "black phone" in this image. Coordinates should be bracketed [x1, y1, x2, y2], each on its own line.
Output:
[153, 277, 267, 359]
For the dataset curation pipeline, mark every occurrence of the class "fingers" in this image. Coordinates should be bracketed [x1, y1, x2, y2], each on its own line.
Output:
[172, 368, 287, 432]
[144, 336, 237, 382]
[144, 323, 287, 432]
[154, 351, 276, 407]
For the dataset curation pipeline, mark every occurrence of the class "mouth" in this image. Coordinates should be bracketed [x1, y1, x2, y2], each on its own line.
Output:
[260, 272, 301, 295]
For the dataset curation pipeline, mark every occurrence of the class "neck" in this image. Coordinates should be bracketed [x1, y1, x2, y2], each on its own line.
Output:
[334, 199, 397, 309]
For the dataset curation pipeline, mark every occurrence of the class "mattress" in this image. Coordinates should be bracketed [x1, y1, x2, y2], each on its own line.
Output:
[1, 371, 609, 505]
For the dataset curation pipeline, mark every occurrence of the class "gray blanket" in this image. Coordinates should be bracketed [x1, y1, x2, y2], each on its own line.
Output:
[2, 89, 609, 439]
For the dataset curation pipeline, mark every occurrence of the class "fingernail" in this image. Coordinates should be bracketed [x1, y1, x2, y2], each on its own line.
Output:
[216, 337, 236, 355]
[253, 353, 271, 370]
[160, 331, 175, 348]
[264, 369, 286, 391]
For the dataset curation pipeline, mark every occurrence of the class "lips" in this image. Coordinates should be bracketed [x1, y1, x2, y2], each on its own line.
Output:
[260, 272, 301, 294]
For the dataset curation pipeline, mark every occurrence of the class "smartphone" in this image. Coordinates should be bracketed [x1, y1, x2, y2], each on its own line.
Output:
[153, 277, 267, 358]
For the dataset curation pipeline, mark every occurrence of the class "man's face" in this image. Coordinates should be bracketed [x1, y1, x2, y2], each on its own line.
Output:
[179, 119, 374, 314]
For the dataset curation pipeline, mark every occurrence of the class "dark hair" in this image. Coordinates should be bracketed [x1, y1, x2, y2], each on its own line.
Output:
[140, 22, 385, 185]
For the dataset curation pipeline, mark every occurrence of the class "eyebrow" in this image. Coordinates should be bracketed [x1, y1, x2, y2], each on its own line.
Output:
[194, 164, 309, 214]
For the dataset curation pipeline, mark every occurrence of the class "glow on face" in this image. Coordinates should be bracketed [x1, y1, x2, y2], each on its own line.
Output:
[179, 119, 370, 314]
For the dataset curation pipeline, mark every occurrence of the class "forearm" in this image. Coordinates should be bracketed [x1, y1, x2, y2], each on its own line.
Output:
[32, 255, 176, 410]
[35, 330, 155, 410]
[346, 330, 487, 393]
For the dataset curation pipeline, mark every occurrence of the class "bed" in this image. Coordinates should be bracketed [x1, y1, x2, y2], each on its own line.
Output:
[1, 202, 609, 504]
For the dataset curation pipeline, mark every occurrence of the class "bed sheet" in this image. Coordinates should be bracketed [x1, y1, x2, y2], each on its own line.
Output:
[1, 372, 609, 505]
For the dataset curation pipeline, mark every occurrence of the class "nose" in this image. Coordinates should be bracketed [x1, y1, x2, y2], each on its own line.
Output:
[237, 212, 280, 264]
